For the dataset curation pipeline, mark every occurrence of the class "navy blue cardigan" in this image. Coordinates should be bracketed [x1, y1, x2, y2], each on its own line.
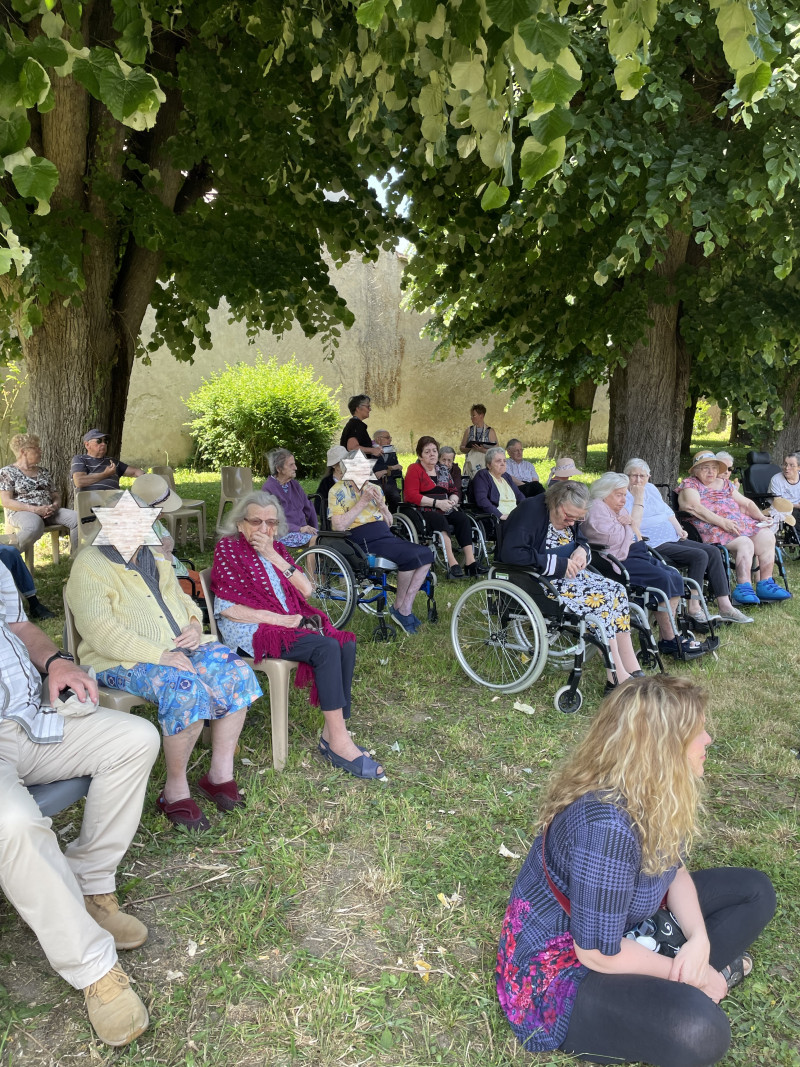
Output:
[470, 468, 525, 518]
[498, 495, 590, 577]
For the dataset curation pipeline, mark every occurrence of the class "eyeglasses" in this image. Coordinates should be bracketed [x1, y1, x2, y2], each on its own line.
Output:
[92, 437, 110, 444]
[242, 517, 279, 528]
[725, 466, 733, 472]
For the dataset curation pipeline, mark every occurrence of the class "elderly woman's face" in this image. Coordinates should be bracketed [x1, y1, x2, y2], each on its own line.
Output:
[551, 500, 587, 530]
[694, 462, 720, 486]
[440, 452, 454, 470]
[488, 453, 507, 476]
[470, 408, 485, 425]
[627, 468, 649, 487]
[278, 454, 297, 480]
[20, 444, 41, 464]
[238, 504, 279, 544]
[420, 442, 439, 465]
[605, 487, 628, 513]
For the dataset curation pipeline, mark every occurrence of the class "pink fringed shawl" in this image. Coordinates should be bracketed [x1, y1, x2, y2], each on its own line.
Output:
[211, 534, 355, 706]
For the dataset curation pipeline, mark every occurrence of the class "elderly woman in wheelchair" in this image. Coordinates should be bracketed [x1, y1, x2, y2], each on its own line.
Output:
[211, 491, 386, 781]
[402, 436, 487, 579]
[327, 452, 434, 635]
[583, 473, 706, 661]
[498, 481, 644, 692]
[623, 459, 752, 626]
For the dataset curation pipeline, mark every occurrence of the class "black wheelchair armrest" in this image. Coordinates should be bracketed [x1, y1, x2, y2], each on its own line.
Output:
[587, 541, 609, 552]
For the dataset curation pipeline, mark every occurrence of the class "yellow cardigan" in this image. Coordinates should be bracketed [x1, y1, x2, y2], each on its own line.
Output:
[66, 547, 208, 672]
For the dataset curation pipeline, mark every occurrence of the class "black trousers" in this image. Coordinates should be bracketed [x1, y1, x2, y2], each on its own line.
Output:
[655, 541, 729, 599]
[520, 481, 545, 498]
[560, 867, 776, 1067]
[420, 508, 473, 549]
[286, 633, 356, 719]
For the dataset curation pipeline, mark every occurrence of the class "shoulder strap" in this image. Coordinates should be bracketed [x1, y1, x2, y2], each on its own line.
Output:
[541, 825, 571, 916]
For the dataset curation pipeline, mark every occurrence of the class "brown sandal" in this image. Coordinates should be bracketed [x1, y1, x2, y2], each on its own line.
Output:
[157, 791, 210, 831]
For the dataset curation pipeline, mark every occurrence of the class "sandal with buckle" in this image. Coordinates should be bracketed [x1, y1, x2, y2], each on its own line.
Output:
[721, 952, 753, 991]
[157, 792, 210, 831]
[319, 742, 387, 781]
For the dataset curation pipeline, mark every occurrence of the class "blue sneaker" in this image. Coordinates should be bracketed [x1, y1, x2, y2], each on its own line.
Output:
[409, 612, 423, 628]
[732, 582, 760, 605]
[755, 577, 792, 601]
[389, 605, 418, 634]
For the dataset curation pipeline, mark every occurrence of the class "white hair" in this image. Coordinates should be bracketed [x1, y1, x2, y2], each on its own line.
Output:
[589, 471, 629, 500]
[623, 457, 650, 476]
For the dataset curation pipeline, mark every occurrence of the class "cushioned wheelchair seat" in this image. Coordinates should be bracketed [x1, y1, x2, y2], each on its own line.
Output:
[28, 776, 91, 817]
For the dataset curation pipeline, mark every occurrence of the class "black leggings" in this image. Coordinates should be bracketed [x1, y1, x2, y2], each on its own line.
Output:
[655, 541, 729, 600]
[560, 867, 775, 1067]
[420, 508, 473, 549]
[285, 634, 356, 719]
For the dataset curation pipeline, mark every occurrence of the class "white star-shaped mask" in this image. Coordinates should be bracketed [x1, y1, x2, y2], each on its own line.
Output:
[341, 450, 378, 490]
[92, 490, 162, 563]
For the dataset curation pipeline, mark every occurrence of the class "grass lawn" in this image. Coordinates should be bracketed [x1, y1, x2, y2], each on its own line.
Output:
[1, 461, 799, 1066]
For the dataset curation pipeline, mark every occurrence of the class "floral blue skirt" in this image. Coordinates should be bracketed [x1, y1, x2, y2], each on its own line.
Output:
[97, 641, 262, 736]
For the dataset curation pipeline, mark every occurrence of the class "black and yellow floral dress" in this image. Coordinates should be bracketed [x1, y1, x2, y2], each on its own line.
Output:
[545, 523, 630, 642]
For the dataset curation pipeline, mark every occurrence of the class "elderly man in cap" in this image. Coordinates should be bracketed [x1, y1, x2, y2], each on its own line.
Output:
[71, 429, 144, 491]
[0, 559, 159, 1046]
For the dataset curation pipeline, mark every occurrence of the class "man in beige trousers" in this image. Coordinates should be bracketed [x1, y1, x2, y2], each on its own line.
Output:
[0, 561, 159, 1046]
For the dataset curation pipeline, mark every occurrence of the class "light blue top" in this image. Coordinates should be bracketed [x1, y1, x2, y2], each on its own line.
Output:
[625, 482, 679, 548]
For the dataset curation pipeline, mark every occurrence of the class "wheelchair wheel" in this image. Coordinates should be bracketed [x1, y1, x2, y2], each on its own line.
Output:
[392, 512, 419, 542]
[295, 545, 356, 628]
[451, 579, 548, 693]
[554, 685, 583, 714]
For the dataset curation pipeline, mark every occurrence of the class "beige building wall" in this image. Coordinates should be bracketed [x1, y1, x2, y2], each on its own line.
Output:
[119, 252, 608, 466]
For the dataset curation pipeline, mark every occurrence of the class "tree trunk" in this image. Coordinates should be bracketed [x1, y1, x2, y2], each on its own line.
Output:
[772, 371, 800, 460]
[547, 380, 597, 466]
[681, 391, 698, 456]
[607, 228, 690, 483]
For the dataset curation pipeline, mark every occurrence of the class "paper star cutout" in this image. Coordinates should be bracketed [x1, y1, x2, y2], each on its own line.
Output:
[92, 490, 163, 562]
[342, 450, 378, 489]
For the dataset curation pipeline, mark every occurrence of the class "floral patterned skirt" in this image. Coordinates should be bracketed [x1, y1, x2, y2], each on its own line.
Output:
[97, 641, 262, 736]
[552, 571, 630, 644]
[496, 897, 585, 1051]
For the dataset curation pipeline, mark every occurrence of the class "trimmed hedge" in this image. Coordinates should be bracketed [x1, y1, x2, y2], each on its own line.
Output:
[185, 354, 340, 477]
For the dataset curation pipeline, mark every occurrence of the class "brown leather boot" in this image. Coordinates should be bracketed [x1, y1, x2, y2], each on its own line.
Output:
[83, 963, 149, 1047]
[84, 893, 148, 950]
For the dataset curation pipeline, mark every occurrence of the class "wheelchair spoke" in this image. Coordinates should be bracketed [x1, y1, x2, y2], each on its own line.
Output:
[295, 546, 356, 628]
[451, 580, 548, 693]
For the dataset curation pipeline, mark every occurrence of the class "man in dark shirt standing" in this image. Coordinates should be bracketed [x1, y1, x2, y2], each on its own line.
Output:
[71, 429, 144, 491]
[339, 396, 382, 459]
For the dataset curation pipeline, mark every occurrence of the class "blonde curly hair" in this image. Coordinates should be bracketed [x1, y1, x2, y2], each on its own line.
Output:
[10, 433, 40, 457]
[537, 676, 707, 875]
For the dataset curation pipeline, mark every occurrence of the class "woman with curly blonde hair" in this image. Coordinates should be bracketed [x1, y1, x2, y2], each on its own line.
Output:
[496, 676, 775, 1066]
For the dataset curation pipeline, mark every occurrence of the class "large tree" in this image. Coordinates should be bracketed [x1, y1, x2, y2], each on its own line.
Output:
[389, 2, 800, 481]
[0, 0, 780, 490]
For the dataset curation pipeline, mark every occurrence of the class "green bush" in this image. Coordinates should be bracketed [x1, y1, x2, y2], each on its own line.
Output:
[185, 354, 341, 477]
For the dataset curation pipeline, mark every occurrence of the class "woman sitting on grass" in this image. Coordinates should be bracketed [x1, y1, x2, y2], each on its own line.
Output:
[496, 675, 775, 1067]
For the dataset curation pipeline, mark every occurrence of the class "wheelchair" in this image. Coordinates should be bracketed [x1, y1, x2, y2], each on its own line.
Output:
[295, 529, 437, 641]
[392, 501, 497, 575]
[449, 560, 651, 714]
[587, 542, 718, 663]
[741, 450, 800, 562]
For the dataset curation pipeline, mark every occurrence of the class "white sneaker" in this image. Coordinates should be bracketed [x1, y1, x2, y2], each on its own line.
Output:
[719, 606, 754, 624]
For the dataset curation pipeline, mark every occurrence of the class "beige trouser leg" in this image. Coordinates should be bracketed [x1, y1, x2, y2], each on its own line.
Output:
[0, 710, 160, 988]
[6, 511, 45, 551]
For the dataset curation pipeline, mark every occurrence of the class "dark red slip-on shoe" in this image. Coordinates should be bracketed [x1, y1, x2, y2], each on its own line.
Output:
[196, 773, 244, 812]
[157, 792, 210, 831]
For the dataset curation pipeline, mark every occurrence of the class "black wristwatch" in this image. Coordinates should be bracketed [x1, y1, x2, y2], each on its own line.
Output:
[44, 651, 74, 673]
[283, 565, 297, 579]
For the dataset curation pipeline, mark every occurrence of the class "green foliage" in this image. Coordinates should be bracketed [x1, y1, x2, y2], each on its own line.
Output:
[185, 355, 341, 477]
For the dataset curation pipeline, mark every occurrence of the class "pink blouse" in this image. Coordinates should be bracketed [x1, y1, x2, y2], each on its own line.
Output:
[678, 476, 760, 545]
[582, 499, 634, 560]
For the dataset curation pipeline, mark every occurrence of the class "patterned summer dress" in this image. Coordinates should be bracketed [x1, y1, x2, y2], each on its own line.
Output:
[496, 794, 677, 1052]
[678, 476, 760, 545]
[545, 523, 630, 642]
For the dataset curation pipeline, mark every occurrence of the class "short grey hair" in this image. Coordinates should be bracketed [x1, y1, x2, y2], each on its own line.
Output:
[716, 451, 734, 466]
[589, 472, 629, 500]
[373, 428, 390, 439]
[485, 445, 506, 468]
[545, 480, 590, 512]
[623, 457, 651, 477]
[267, 448, 293, 476]
[219, 490, 289, 540]
[439, 445, 456, 459]
[505, 438, 522, 450]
